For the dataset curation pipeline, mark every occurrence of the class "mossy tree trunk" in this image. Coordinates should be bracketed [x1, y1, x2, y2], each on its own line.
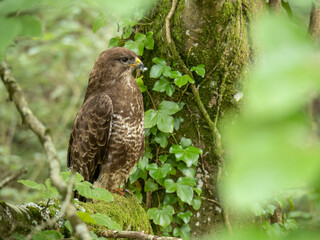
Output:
[142, 0, 265, 236]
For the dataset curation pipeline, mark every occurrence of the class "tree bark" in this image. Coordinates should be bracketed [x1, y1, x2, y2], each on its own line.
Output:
[142, 0, 264, 236]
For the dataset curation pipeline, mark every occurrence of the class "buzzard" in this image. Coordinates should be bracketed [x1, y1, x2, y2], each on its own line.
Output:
[67, 47, 145, 191]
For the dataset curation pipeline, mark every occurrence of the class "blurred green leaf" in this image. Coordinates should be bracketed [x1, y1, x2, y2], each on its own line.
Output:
[108, 37, 120, 48]
[17, 15, 42, 37]
[136, 76, 147, 92]
[75, 181, 113, 201]
[18, 180, 46, 191]
[77, 212, 95, 224]
[93, 12, 107, 33]
[123, 26, 133, 39]
[92, 213, 122, 232]
[32, 230, 63, 240]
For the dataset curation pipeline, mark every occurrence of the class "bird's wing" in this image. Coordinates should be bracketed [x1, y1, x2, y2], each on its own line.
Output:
[67, 94, 113, 182]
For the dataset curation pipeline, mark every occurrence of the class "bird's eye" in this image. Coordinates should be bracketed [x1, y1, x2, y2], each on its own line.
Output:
[121, 57, 128, 62]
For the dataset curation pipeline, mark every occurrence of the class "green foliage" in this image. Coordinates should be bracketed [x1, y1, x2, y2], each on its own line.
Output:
[222, 16, 320, 208]
[19, 172, 114, 202]
[93, 12, 107, 33]
[92, 213, 122, 232]
[32, 230, 63, 240]
[147, 205, 175, 228]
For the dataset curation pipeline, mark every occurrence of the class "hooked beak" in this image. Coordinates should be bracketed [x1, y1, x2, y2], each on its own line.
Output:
[131, 57, 147, 72]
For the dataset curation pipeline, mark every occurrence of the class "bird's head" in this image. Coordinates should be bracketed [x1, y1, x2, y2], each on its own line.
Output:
[92, 47, 145, 78]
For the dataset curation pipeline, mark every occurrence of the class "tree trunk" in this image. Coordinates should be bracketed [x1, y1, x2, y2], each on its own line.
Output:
[142, 0, 264, 236]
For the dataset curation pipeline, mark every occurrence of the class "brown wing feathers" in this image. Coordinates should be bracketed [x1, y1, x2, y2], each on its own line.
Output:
[67, 94, 113, 182]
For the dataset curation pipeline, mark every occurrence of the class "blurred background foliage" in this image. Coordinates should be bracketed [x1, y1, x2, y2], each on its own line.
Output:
[0, 0, 155, 203]
[1, 0, 320, 239]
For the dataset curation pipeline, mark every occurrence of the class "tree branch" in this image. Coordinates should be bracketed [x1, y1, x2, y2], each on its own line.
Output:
[308, 1, 320, 40]
[0, 169, 27, 190]
[0, 61, 91, 240]
[100, 230, 182, 240]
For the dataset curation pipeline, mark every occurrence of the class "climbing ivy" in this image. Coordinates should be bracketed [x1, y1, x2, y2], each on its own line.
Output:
[102, 14, 205, 240]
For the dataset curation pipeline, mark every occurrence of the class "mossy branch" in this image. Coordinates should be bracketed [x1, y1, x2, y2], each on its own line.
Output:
[0, 61, 91, 240]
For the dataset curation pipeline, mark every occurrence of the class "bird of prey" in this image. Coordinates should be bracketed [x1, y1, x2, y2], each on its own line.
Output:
[67, 47, 145, 191]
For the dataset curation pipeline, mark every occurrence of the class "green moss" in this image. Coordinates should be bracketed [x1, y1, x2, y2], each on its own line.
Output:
[79, 194, 152, 236]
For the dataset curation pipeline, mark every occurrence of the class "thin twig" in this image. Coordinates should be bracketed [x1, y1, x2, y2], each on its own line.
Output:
[0, 169, 27, 190]
[0, 61, 91, 240]
[165, 0, 178, 44]
[146, 90, 157, 110]
[100, 230, 182, 240]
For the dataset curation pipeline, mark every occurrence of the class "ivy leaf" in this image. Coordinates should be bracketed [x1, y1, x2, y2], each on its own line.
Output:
[157, 113, 174, 133]
[119, 18, 137, 28]
[93, 12, 107, 33]
[177, 184, 194, 204]
[136, 76, 147, 92]
[163, 193, 177, 205]
[108, 37, 120, 48]
[155, 132, 169, 148]
[150, 64, 165, 78]
[180, 167, 196, 178]
[123, 26, 133, 39]
[44, 179, 59, 199]
[33, 230, 63, 240]
[194, 186, 202, 196]
[266, 204, 277, 215]
[153, 77, 175, 97]
[75, 181, 113, 201]
[149, 163, 172, 180]
[164, 179, 177, 193]
[191, 196, 202, 210]
[191, 64, 205, 77]
[159, 154, 168, 164]
[144, 109, 159, 128]
[129, 167, 147, 183]
[77, 212, 95, 224]
[168, 70, 182, 79]
[180, 137, 192, 148]
[147, 205, 174, 227]
[174, 75, 194, 87]
[162, 66, 172, 77]
[144, 178, 158, 192]
[158, 101, 180, 115]
[18, 180, 46, 191]
[173, 224, 191, 240]
[177, 211, 193, 224]
[92, 213, 122, 232]
[145, 31, 154, 50]
[177, 177, 196, 186]
[169, 145, 203, 167]
[174, 116, 184, 130]
[138, 156, 149, 170]
[152, 57, 166, 65]
[124, 40, 144, 55]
